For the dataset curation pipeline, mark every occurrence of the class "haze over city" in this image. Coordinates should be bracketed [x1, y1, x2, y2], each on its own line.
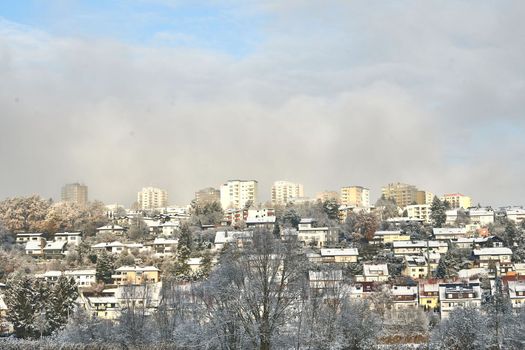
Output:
[1, 1, 525, 206]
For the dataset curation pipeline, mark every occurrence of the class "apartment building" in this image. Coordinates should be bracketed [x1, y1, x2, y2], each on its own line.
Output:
[194, 187, 220, 205]
[416, 190, 434, 205]
[220, 180, 258, 209]
[271, 181, 304, 205]
[405, 204, 431, 223]
[340, 186, 370, 207]
[381, 182, 418, 208]
[112, 266, 161, 285]
[441, 193, 472, 210]
[61, 183, 88, 206]
[137, 187, 168, 210]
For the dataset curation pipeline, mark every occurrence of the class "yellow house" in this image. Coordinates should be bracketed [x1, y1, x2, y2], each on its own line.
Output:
[112, 266, 161, 285]
[419, 281, 440, 311]
[402, 256, 429, 280]
[373, 230, 411, 245]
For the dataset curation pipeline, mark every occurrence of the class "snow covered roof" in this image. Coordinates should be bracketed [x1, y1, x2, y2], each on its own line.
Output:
[115, 266, 159, 272]
[214, 231, 252, 244]
[88, 297, 118, 304]
[65, 269, 96, 276]
[17, 232, 44, 237]
[473, 247, 512, 256]
[44, 240, 67, 250]
[92, 241, 125, 248]
[246, 216, 276, 224]
[433, 227, 467, 235]
[153, 238, 178, 245]
[97, 225, 125, 231]
[55, 231, 82, 236]
[25, 241, 43, 250]
[320, 248, 358, 257]
[405, 255, 427, 266]
[374, 230, 402, 236]
[36, 270, 63, 278]
[393, 240, 447, 248]
[458, 268, 488, 278]
[363, 264, 388, 276]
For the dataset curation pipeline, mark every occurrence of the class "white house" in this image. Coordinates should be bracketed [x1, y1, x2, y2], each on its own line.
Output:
[392, 240, 448, 256]
[439, 281, 482, 319]
[433, 227, 468, 241]
[506, 208, 525, 225]
[356, 264, 389, 282]
[96, 224, 127, 236]
[472, 247, 513, 268]
[16, 233, 44, 244]
[54, 232, 82, 246]
[297, 218, 338, 248]
[468, 208, 495, 226]
[65, 269, 97, 287]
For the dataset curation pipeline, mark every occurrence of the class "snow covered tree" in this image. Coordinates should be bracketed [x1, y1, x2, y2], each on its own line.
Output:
[281, 206, 301, 229]
[5, 276, 40, 338]
[0, 195, 51, 233]
[95, 250, 115, 284]
[47, 276, 79, 332]
[340, 300, 382, 350]
[322, 198, 340, 221]
[173, 224, 193, 278]
[484, 276, 513, 349]
[430, 196, 447, 228]
[430, 306, 489, 350]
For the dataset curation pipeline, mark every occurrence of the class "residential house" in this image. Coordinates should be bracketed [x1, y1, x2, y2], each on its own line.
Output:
[43, 240, 68, 258]
[439, 281, 482, 319]
[309, 270, 344, 295]
[16, 233, 45, 244]
[320, 248, 359, 264]
[65, 269, 97, 287]
[419, 280, 440, 311]
[391, 284, 419, 310]
[148, 237, 178, 258]
[356, 264, 389, 282]
[96, 224, 127, 236]
[505, 278, 525, 309]
[472, 247, 513, 268]
[468, 208, 495, 226]
[392, 240, 448, 256]
[372, 230, 410, 245]
[433, 227, 468, 241]
[213, 230, 253, 250]
[455, 236, 504, 249]
[349, 281, 376, 300]
[54, 232, 82, 246]
[25, 239, 46, 257]
[505, 208, 525, 225]
[111, 266, 160, 285]
[297, 218, 338, 248]
[402, 255, 429, 279]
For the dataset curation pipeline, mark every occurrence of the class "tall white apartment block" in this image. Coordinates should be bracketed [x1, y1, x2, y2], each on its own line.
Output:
[137, 187, 168, 210]
[271, 181, 304, 205]
[220, 180, 258, 209]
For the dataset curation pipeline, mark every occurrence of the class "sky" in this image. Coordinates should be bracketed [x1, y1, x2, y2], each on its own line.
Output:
[1, 0, 524, 207]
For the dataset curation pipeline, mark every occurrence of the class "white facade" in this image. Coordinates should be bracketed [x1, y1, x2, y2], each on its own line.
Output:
[220, 180, 258, 209]
[506, 208, 525, 224]
[469, 208, 495, 226]
[137, 187, 168, 210]
[405, 204, 431, 223]
[54, 232, 82, 246]
[271, 181, 304, 205]
[439, 281, 482, 319]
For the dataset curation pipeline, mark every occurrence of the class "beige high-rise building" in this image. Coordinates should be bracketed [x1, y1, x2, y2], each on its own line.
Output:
[194, 187, 220, 205]
[416, 190, 435, 205]
[61, 183, 88, 206]
[137, 187, 168, 210]
[340, 186, 370, 207]
[316, 191, 340, 203]
[381, 182, 418, 208]
[271, 181, 304, 205]
[220, 180, 258, 209]
[441, 193, 472, 210]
